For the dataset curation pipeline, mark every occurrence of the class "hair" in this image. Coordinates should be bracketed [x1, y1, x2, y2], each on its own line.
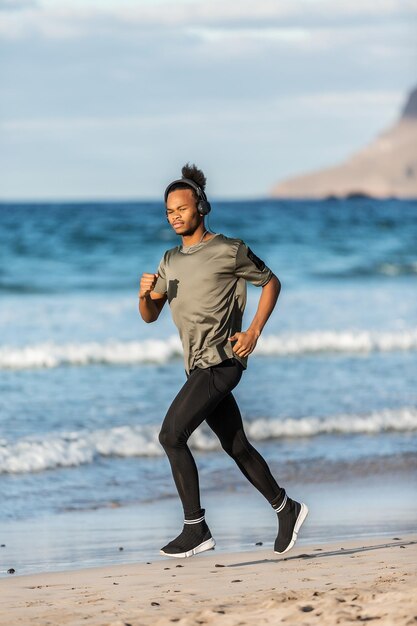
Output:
[166, 162, 207, 205]
[181, 162, 206, 191]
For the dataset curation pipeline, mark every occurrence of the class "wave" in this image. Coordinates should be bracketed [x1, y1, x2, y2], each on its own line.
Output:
[2, 329, 417, 369]
[315, 261, 417, 278]
[1, 406, 416, 474]
[377, 262, 417, 276]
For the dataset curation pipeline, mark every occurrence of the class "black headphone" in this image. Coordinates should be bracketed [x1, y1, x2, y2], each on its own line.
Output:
[164, 177, 211, 216]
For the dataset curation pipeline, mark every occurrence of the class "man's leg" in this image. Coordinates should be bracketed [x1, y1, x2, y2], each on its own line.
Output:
[205, 391, 285, 505]
[158, 359, 243, 557]
[206, 389, 308, 554]
[158, 362, 242, 516]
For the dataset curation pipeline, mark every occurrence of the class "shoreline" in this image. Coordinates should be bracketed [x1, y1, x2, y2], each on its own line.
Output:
[1, 471, 416, 578]
[1, 534, 416, 626]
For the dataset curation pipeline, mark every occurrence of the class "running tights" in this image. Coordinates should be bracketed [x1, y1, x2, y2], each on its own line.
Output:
[158, 357, 285, 517]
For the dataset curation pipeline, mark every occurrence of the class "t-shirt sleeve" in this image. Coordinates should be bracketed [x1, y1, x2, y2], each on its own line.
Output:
[152, 253, 167, 294]
[234, 241, 273, 287]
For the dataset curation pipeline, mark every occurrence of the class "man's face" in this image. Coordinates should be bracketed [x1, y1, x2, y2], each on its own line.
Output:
[166, 188, 201, 236]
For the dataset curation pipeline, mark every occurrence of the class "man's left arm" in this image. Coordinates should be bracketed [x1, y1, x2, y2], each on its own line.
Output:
[228, 274, 281, 357]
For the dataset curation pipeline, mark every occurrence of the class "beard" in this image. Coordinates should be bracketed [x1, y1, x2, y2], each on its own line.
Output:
[178, 228, 192, 237]
[175, 222, 200, 237]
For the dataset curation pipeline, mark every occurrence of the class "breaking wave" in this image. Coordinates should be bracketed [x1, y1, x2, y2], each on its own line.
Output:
[2, 328, 417, 370]
[1, 406, 416, 474]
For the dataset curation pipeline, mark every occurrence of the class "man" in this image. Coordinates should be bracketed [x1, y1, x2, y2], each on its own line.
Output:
[139, 163, 308, 558]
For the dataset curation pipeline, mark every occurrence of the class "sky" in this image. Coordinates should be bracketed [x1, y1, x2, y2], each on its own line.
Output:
[0, 0, 416, 200]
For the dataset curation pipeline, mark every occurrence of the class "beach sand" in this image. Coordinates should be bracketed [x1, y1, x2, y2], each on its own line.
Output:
[1, 534, 416, 626]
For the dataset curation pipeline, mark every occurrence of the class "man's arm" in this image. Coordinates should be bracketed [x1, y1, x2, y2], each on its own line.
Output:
[228, 274, 281, 357]
[139, 292, 167, 323]
[138, 272, 167, 323]
[247, 274, 281, 338]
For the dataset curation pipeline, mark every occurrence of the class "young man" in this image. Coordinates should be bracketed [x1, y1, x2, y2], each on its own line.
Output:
[139, 163, 308, 559]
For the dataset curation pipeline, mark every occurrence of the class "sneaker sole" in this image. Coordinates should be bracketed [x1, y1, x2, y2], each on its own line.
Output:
[274, 502, 309, 555]
[159, 537, 216, 559]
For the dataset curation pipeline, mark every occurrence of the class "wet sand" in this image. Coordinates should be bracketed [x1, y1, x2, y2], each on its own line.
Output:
[1, 534, 416, 626]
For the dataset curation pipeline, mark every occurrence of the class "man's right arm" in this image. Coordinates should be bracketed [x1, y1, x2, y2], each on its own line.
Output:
[138, 272, 167, 323]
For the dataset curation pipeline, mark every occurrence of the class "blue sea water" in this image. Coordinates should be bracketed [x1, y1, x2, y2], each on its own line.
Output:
[0, 198, 417, 526]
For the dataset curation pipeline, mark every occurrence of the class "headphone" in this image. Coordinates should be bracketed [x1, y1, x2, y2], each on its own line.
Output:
[164, 177, 211, 217]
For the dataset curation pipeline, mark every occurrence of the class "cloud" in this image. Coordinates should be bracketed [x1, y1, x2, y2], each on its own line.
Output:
[1, 0, 416, 39]
[0, 89, 404, 133]
[0, 0, 37, 11]
[0, 112, 207, 132]
[0, 0, 415, 198]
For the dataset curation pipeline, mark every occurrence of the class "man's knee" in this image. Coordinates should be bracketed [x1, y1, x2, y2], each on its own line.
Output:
[222, 432, 249, 460]
[158, 426, 186, 450]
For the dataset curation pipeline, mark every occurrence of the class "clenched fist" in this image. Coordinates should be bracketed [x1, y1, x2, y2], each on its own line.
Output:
[228, 329, 260, 357]
[139, 272, 159, 299]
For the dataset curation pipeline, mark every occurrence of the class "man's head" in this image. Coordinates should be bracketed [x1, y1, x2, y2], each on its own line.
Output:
[165, 163, 208, 236]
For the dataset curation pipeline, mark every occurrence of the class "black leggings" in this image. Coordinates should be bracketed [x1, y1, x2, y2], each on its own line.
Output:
[158, 357, 285, 517]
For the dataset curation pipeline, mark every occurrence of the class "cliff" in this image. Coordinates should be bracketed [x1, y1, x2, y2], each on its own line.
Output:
[270, 86, 417, 199]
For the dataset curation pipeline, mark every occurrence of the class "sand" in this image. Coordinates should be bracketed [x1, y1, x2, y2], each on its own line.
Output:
[1, 534, 416, 626]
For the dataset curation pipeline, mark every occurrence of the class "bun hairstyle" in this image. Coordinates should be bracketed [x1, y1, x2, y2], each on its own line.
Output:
[181, 163, 207, 191]
[166, 163, 207, 205]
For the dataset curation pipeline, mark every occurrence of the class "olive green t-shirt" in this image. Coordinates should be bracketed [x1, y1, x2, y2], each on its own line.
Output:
[152, 233, 273, 375]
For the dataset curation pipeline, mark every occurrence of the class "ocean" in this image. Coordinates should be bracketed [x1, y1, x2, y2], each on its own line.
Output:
[1, 198, 416, 573]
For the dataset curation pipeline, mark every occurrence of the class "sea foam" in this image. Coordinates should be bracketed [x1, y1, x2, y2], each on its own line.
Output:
[1, 406, 416, 474]
[1, 328, 417, 369]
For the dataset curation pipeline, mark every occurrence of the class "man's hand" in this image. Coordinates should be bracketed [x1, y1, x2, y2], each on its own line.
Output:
[228, 329, 260, 357]
[139, 272, 159, 299]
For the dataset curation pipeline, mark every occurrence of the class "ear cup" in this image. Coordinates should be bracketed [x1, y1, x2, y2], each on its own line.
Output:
[198, 200, 211, 215]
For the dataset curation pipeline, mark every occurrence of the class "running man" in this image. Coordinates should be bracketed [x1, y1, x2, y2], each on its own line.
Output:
[139, 163, 308, 558]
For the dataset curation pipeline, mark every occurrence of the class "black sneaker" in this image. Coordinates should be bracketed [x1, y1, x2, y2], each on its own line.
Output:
[273, 495, 309, 555]
[160, 510, 215, 559]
